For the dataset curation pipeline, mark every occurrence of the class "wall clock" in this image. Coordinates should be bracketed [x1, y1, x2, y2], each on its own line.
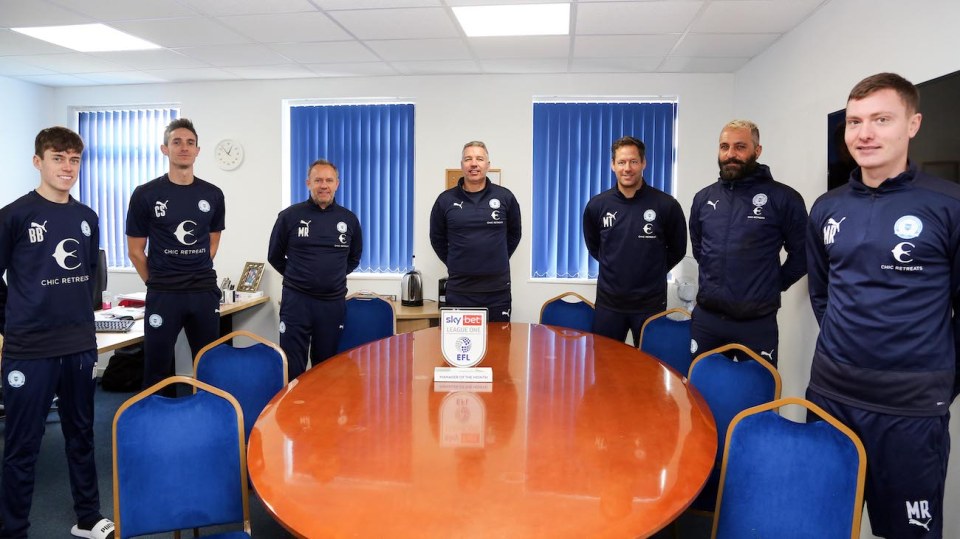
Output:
[214, 139, 244, 171]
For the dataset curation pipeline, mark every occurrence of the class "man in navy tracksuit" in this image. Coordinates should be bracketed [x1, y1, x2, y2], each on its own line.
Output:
[126, 119, 225, 390]
[0, 127, 114, 538]
[430, 141, 521, 322]
[583, 136, 687, 346]
[688, 120, 807, 366]
[268, 159, 362, 380]
[807, 73, 960, 539]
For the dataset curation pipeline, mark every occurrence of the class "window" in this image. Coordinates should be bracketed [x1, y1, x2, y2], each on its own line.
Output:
[77, 108, 178, 269]
[288, 103, 414, 274]
[531, 101, 677, 279]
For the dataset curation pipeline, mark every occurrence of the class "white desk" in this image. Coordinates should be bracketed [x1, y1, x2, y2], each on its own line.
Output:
[96, 295, 270, 354]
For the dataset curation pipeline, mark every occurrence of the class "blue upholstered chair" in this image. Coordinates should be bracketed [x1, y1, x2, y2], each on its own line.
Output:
[112, 376, 251, 538]
[713, 397, 866, 539]
[539, 292, 595, 333]
[687, 343, 781, 513]
[194, 330, 288, 443]
[337, 292, 396, 353]
[638, 308, 692, 374]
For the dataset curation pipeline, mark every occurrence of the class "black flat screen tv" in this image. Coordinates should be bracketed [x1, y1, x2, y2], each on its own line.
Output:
[827, 69, 960, 191]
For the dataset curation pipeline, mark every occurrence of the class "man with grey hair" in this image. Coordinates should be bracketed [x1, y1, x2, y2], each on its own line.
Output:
[688, 120, 808, 367]
[268, 158, 362, 380]
[429, 141, 521, 321]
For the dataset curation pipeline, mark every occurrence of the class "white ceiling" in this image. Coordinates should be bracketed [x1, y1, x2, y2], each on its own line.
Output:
[0, 0, 829, 88]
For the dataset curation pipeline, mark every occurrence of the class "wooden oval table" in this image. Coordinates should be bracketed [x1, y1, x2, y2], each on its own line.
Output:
[248, 323, 717, 538]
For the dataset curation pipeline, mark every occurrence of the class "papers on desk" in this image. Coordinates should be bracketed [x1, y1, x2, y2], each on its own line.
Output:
[97, 306, 145, 320]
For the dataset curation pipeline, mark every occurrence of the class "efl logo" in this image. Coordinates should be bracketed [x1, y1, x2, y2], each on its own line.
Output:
[463, 315, 482, 326]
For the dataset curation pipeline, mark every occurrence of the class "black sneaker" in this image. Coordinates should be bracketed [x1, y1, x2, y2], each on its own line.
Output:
[70, 517, 115, 539]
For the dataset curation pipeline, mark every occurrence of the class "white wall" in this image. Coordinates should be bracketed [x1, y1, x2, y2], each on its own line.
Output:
[733, 1, 960, 537]
[0, 76, 55, 205]
[51, 72, 733, 350]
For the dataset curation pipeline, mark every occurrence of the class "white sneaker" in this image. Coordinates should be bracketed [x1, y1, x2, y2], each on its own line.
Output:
[70, 517, 115, 539]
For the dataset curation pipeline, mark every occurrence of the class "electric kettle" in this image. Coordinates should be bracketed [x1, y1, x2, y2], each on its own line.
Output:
[401, 257, 423, 306]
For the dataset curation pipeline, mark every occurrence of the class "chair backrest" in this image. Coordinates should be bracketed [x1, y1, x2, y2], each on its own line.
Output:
[539, 292, 595, 332]
[194, 330, 288, 443]
[113, 376, 251, 539]
[337, 292, 396, 353]
[713, 397, 866, 539]
[686, 343, 782, 512]
[638, 308, 692, 374]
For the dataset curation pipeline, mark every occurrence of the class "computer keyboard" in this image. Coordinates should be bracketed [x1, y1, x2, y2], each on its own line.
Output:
[95, 319, 135, 333]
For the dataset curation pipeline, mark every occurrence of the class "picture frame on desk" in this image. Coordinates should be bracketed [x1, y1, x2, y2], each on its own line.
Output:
[237, 261, 265, 292]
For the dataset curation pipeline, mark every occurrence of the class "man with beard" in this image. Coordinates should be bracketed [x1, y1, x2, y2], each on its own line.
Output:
[688, 120, 807, 367]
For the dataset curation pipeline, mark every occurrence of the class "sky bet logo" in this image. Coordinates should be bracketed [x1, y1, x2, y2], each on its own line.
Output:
[444, 314, 483, 326]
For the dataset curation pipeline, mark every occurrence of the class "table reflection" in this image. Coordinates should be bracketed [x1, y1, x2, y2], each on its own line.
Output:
[249, 323, 715, 538]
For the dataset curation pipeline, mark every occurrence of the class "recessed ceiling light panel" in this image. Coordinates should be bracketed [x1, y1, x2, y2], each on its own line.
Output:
[12, 24, 161, 52]
[453, 3, 570, 37]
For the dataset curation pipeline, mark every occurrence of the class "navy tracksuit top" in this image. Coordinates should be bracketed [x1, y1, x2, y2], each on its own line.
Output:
[807, 165, 960, 416]
[429, 178, 521, 294]
[0, 191, 99, 358]
[268, 198, 362, 300]
[583, 184, 687, 313]
[125, 174, 226, 291]
[690, 164, 808, 319]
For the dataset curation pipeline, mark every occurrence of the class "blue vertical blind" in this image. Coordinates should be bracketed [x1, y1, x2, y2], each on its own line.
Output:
[290, 104, 415, 273]
[531, 101, 677, 279]
[78, 108, 178, 269]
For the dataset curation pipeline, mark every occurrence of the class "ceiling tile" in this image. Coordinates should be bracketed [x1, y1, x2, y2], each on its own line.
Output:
[112, 17, 252, 48]
[0, 56, 55, 76]
[328, 8, 461, 40]
[268, 41, 378, 64]
[18, 73, 99, 86]
[470, 36, 570, 59]
[0, 0, 91, 26]
[480, 58, 569, 74]
[177, 0, 318, 16]
[75, 70, 167, 84]
[141, 67, 238, 82]
[390, 59, 481, 75]
[573, 34, 680, 57]
[366, 39, 471, 61]
[304, 62, 399, 76]
[576, 1, 704, 35]
[3, 53, 123, 74]
[47, 0, 198, 21]
[672, 33, 779, 57]
[87, 49, 208, 70]
[174, 44, 293, 67]
[658, 56, 749, 72]
[692, 0, 825, 33]
[217, 12, 351, 43]
[569, 56, 664, 73]
[221, 64, 317, 79]
[315, 0, 441, 8]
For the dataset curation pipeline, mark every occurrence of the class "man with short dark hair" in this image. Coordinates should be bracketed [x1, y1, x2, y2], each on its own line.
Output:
[583, 136, 687, 346]
[0, 127, 115, 538]
[807, 72, 960, 538]
[689, 120, 807, 367]
[268, 159, 362, 380]
[126, 118, 225, 389]
[430, 141, 521, 322]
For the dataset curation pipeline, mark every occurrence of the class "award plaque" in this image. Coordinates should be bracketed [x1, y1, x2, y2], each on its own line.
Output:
[434, 308, 493, 382]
